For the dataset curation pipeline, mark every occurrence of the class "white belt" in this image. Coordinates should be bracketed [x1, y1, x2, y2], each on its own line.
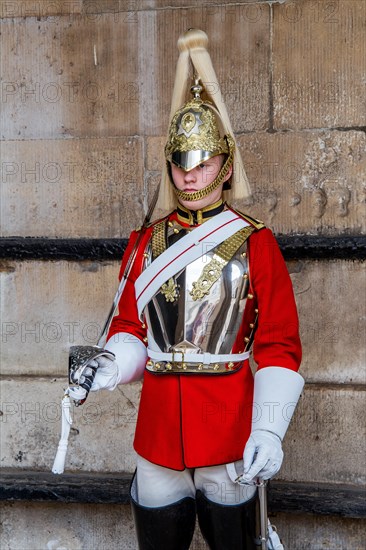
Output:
[148, 349, 250, 365]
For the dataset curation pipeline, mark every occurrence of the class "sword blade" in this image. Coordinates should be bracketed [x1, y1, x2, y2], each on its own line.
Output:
[97, 184, 160, 347]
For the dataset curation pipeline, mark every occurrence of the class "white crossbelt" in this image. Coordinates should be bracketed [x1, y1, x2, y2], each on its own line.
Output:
[135, 209, 250, 318]
[148, 349, 250, 365]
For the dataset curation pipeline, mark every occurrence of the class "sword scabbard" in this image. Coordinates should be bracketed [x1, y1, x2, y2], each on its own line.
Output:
[257, 480, 269, 550]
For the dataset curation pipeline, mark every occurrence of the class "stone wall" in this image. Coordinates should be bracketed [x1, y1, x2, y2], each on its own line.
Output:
[1, 1, 365, 548]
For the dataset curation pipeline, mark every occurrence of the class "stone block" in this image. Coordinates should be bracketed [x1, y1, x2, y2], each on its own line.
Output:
[281, 385, 366, 485]
[80, 0, 265, 12]
[0, 0, 266, 19]
[0, 15, 142, 139]
[146, 136, 164, 172]
[291, 260, 366, 385]
[1, 138, 144, 238]
[0, 5, 270, 140]
[0, 502, 136, 550]
[270, 512, 365, 550]
[0, 1, 83, 18]
[237, 130, 366, 235]
[0, 260, 119, 376]
[273, 0, 366, 129]
[0, 500, 209, 550]
[0, 378, 140, 472]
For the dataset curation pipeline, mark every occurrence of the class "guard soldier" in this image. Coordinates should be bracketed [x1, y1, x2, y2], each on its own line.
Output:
[71, 30, 304, 549]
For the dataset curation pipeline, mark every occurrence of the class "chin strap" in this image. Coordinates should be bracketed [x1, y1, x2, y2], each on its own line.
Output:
[172, 136, 235, 202]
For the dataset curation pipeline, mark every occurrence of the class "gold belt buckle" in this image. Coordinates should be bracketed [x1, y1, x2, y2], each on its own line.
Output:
[172, 349, 187, 370]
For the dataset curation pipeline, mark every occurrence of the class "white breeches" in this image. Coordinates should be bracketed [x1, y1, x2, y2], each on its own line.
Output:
[136, 455, 256, 508]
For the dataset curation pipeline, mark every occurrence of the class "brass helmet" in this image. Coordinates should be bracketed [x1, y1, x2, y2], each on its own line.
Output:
[165, 80, 235, 203]
[153, 29, 250, 217]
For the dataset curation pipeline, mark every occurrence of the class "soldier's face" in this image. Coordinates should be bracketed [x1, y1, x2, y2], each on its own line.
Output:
[171, 154, 232, 211]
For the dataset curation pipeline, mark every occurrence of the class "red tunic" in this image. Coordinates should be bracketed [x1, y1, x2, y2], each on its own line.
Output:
[108, 208, 302, 470]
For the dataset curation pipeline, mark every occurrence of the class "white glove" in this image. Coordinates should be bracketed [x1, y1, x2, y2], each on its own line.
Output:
[69, 333, 148, 396]
[242, 430, 284, 481]
[228, 367, 304, 484]
[104, 332, 147, 384]
[89, 356, 121, 392]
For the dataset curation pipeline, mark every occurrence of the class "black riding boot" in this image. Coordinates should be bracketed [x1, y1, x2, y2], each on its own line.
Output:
[196, 490, 258, 550]
[130, 475, 196, 550]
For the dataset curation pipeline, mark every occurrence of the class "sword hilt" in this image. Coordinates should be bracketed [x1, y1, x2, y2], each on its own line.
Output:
[68, 345, 115, 405]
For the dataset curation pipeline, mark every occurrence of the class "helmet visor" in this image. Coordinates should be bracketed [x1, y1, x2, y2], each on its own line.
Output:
[171, 150, 221, 172]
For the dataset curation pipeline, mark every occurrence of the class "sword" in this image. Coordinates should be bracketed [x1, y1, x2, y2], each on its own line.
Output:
[231, 469, 275, 550]
[254, 478, 284, 550]
[52, 186, 160, 474]
[99, 185, 161, 346]
[68, 184, 161, 406]
[256, 479, 284, 550]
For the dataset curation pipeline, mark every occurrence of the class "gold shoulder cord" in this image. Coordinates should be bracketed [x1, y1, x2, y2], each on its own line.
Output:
[229, 208, 266, 230]
[151, 220, 167, 259]
[189, 208, 265, 301]
[151, 220, 180, 302]
[190, 226, 255, 301]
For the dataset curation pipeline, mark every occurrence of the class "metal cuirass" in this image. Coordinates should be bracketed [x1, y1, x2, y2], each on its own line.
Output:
[143, 221, 253, 372]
